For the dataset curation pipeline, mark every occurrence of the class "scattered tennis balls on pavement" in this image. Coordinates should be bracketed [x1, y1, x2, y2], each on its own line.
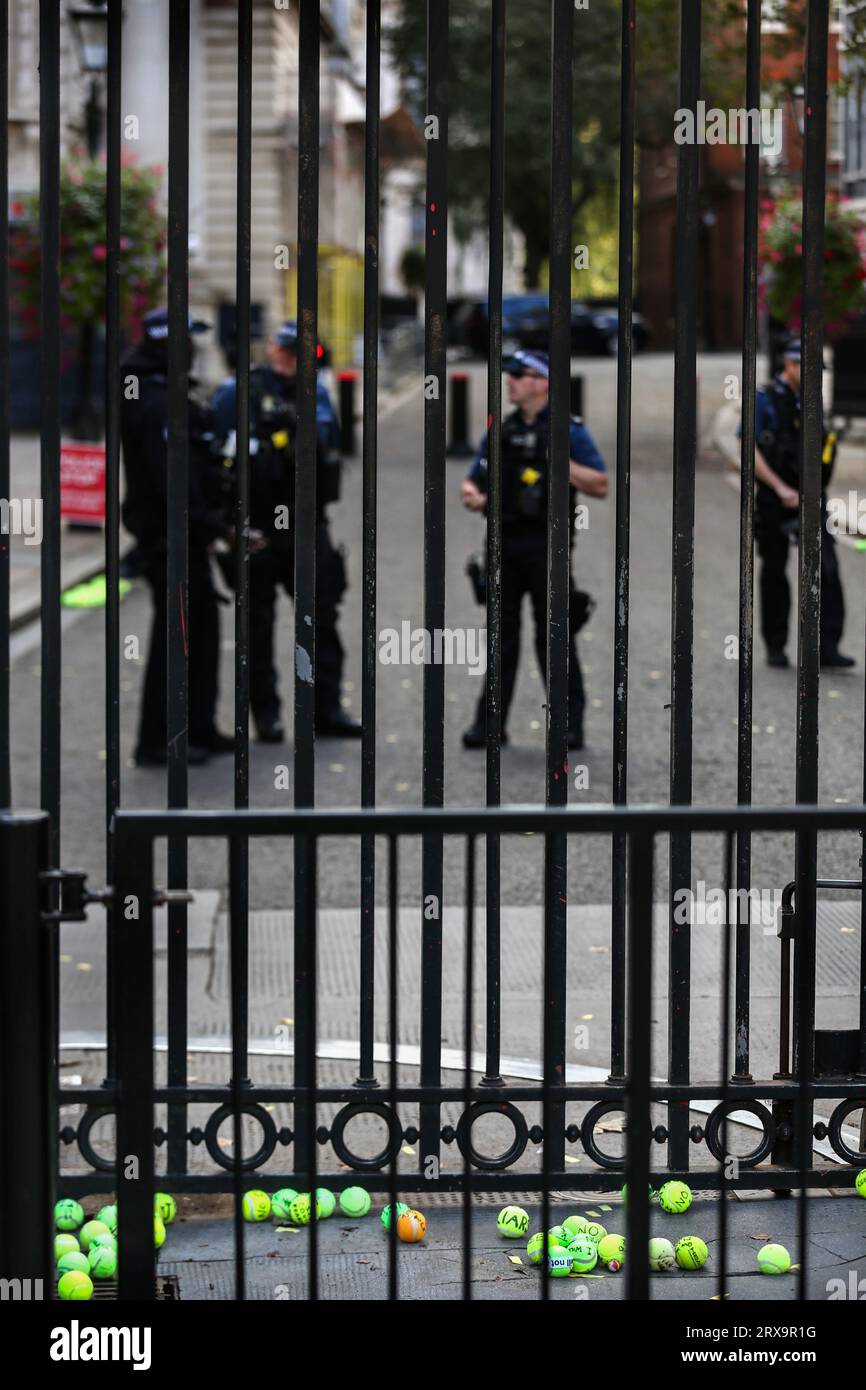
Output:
[397, 1210, 426, 1243]
[57, 1251, 91, 1276]
[583, 1220, 607, 1246]
[79, 1220, 110, 1252]
[153, 1216, 166, 1249]
[561, 1214, 589, 1241]
[567, 1236, 598, 1273]
[54, 1199, 84, 1232]
[757, 1243, 791, 1275]
[648, 1237, 676, 1271]
[339, 1187, 372, 1218]
[856, 1169, 866, 1199]
[55, 1234, 80, 1260]
[97, 1204, 118, 1235]
[658, 1180, 692, 1214]
[58, 1270, 94, 1301]
[315, 1189, 337, 1219]
[289, 1194, 312, 1226]
[381, 1202, 410, 1231]
[497, 1205, 530, 1238]
[88, 1243, 118, 1280]
[675, 1235, 709, 1270]
[154, 1193, 176, 1225]
[598, 1234, 626, 1269]
[242, 1190, 271, 1223]
[271, 1189, 299, 1220]
[527, 1232, 563, 1265]
[547, 1247, 572, 1277]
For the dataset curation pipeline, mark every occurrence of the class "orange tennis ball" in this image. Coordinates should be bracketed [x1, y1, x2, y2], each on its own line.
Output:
[396, 1209, 427, 1243]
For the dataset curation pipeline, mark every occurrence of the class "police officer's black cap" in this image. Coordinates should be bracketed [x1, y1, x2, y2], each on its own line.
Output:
[275, 320, 299, 349]
[783, 337, 801, 361]
[502, 349, 550, 379]
[142, 307, 211, 340]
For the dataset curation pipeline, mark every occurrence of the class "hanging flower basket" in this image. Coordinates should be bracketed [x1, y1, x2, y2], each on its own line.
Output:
[758, 193, 866, 338]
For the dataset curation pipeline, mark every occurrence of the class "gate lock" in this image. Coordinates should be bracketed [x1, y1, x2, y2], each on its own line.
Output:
[40, 868, 193, 923]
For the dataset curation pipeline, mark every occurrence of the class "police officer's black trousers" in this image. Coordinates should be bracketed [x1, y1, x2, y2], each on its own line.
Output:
[756, 499, 844, 655]
[472, 531, 585, 734]
[249, 523, 346, 724]
[136, 551, 221, 757]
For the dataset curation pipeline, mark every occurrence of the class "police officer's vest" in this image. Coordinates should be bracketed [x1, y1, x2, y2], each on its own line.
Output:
[757, 379, 836, 492]
[500, 408, 577, 531]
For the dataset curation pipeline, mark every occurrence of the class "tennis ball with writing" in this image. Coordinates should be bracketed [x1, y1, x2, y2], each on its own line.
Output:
[527, 1232, 563, 1265]
[315, 1188, 336, 1219]
[675, 1235, 709, 1270]
[583, 1220, 607, 1246]
[54, 1199, 84, 1232]
[397, 1210, 426, 1243]
[288, 1193, 312, 1225]
[55, 1234, 80, 1260]
[381, 1202, 410, 1232]
[88, 1243, 118, 1280]
[561, 1214, 589, 1241]
[339, 1186, 371, 1218]
[548, 1224, 568, 1245]
[96, 1204, 118, 1235]
[567, 1236, 598, 1273]
[547, 1247, 573, 1278]
[242, 1189, 271, 1223]
[598, 1234, 626, 1268]
[856, 1169, 866, 1199]
[90, 1232, 117, 1253]
[497, 1205, 530, 1238]
[154, 1216, 166, 1249]
[757, 1242, 791, 1275]
[271, 1188, 299, 1220]
[57, 1251, 90, 1276]
[658, 1180, 692, 1214]
[154, 1193, 176, 1225]
[79, 1219, 110, 1252]
[58, 1270, 93, 1301]
[621, 1183, 655, 1205]
[648, 1237, 676, 1271]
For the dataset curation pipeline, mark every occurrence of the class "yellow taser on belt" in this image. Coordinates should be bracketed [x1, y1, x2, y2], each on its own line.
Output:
[271, 430, 289, 449]
[822, 431, 837, 465]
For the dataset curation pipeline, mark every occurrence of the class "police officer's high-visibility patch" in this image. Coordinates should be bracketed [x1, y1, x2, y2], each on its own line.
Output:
[521, 467, 541, 485]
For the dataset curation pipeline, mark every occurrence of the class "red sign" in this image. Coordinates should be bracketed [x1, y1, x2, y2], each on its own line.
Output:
[60, 442, 106, 524]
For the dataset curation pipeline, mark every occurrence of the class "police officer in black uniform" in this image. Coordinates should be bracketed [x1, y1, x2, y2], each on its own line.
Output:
[120, 308, 236, 766]
[753, 337, 853, 668]
[460, 349, 608, 749]
[212, 321, 361, 740]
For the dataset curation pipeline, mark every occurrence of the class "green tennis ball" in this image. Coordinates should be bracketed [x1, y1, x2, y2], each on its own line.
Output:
[648, 1236, 676, 1271]
[621, 1183, 655, 1205]
[675, 1235, 709, 1270]
[547, 1247, 573, 1277]
[856, 1169, 866, 1199]
[96, 1204, 118, 1235]
[88, 1243, 118, 1280]
[339, 1186, 371, 1218]
[757, 1242, 791, 1275]
[561, 1214, 589, 1241]
[153, 1216, 166, 1249]
[497, 1205, 530, 1238]
[79, 1219, 110, 1252]
[55, 1234, 80, 1260]
[315, 1188, 336, 1219]
[547, 1224, 568, 1245]
[288, 1193, 312, 1226]
[527, 1232, 563, 1266]
[658, 1180, 692, 1214]
[583, 1220, 607, 1247]
[90, 1232, 117, 1253]
[54, 1199, 84, 1232]
[567, 1236, 598, 1273]
[58, 1270, 94, 1301]
[381, 1202, 410, 1232]
[242, 1189, 271, 1223]
[271, 1188, 300, 1220]
[57, 1251, 91, 1276]
[598, 1234, 626, 1268]
[154, 1193, 176, 1225]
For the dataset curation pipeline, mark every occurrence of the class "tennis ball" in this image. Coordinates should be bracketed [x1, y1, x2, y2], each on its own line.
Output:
[381, 1202, 410, 1232]
[153, 1216, 166, 1249]
[527, 1232, 563, 1265]
[54, 1199, 84, 1232]
[58, 1270, 93, 1301]
[621, 1183, 655, 1205]
[547, 1248, 572, 1277]
[57, 1251, 90, 1276]
[497, 1205, 530, 1238]
[88, 1243, 118, 1280]
[583, 1220, 607, 1246]
[97, 1204, 118, 1235]
[55, 1234, 80, 1260]
[289, 1193, 311, 1226]
[561, 1214, 589, 1241]
[658, 1180, 692, 1214]
[79, 1219, 110, 1252]
[339, 1186, 371, 1218]
[757, 1242, 791, 1275]
[154, 1193, 176, 1225]
[271, 1188, 299, 1220]
[675, 1235, 709, 1270]
[315, 1188, 336, 1219]
[567, 1236, 598, 1273]
[855, 1169, 866, 1199]
[397, 1209, 427, 1243]
[90, 1232, 117, 1253]
[548, 1224, 568, 1245]
[648, 1237, 676, 1271]
[242, 1189, 271, 1223]
[598, 1234, 626, 1268]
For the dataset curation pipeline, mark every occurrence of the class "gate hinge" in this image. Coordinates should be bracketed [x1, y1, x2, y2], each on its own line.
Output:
[40, 869, 113, 923]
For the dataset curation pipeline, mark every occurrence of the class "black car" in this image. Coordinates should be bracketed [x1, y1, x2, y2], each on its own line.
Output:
[455, 293, 651, 358]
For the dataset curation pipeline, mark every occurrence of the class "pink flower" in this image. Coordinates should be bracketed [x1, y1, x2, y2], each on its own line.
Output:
[92, 245, 107, 261]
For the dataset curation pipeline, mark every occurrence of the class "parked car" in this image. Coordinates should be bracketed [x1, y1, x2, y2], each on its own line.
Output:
[454, 293, 651, 358]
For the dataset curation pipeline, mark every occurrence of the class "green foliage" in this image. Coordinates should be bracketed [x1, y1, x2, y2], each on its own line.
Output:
[759, 193, 866, 334]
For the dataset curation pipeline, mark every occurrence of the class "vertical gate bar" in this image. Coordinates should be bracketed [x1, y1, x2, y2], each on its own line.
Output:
[733, 0, 761, 1088]
[462, 834, 476, 1301]
[358, 0, 381, 1089]
[419, 0, 448, 1176]
[229, 0, 253, 1091]
[718, 831, 734, 1299]
[609, 0, 636, 1085]
[667, 0, 701, 1173]
[293, 0, 320, 1189]
[166, 0, 191, 1180]
[227, 839, 246, 1301]
[481, 0, 505, 1090]
[625, 827, 653, 1302]
[794, 0, 831, 1298]
[0, 812, 54, 1291]
[544, 0, 574, 1177]
[303, 834, 319, 1303]
[387, 834, 399, 1301]
[115, 821, 156, 1300]
[0, 0, 9, 809]
[103, 0, 122, 1084]
[540, 829, 551, 1302]
[39, 0, 61, 867]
